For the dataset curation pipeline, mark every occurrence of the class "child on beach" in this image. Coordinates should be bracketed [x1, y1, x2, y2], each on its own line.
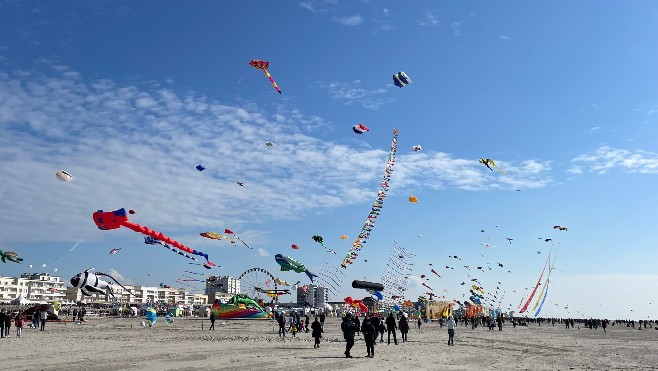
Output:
[15, 315, 24, 337]
[291, 324, 298, 337]
[378, 320, 386, 343]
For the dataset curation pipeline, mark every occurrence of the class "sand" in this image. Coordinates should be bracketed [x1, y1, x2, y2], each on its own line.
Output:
[3, 317, 657, 370]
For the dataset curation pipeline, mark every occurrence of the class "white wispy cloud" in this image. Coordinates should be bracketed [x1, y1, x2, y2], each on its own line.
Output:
[585, 126, 600, 134]
[256, 248, 270, 257]
[417, 11, 439, 27]
[299, 0, 336, 14]
[498, 35, 510, 41]
[314, 80, 392, 109]
[451, 21, 462, 36]
[0, 65, 554, 244]
[332, 14, 362, 26]
[106, 268, 135, 285]
[571, 146, 658, 174]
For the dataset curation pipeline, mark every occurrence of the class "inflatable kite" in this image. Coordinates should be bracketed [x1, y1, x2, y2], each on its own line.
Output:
[196, 165, 205, 171]
[352, 123, 369, 134]
[56, 170, 75, 181]
[275, 254, 318, 282]
[93, 208, 216, 268]
[0, 250, 22, 264]
[340, 235, 348, 240]
[479, 158, 505, 174]
[265, 141, 274, 147]
[341, 129, 398, 269]
[249, 59, 282, 94]
[70, 268, 135, 298]
[352, 280, 385, 292]
[393, 71, 411, 88]
[145, 307, 157, 328]
[291, 244, 300, 249]
[408, 196, 418, 203]
[412, 145, 422, 152]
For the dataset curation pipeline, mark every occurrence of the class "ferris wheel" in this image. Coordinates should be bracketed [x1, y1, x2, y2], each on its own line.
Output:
[238, 267, 277, 299]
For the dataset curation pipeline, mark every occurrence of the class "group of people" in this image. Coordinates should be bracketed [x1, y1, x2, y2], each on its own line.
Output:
[0, 308, 49, 338]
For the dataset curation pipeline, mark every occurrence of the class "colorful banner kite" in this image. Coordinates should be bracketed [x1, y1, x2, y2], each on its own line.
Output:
[341, 128, 398, 269]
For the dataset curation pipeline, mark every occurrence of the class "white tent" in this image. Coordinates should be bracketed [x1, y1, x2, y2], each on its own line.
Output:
[10, 296, 34, 305]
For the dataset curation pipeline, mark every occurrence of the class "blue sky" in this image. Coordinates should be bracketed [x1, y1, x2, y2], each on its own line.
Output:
[1, 0, 657, 319]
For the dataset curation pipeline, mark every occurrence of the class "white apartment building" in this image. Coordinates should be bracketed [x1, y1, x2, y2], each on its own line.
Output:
[64, 285, 208, 305]
[0, 273, 67, 303]
[204, 276, 240, 296]
[296, 284, 329, 307]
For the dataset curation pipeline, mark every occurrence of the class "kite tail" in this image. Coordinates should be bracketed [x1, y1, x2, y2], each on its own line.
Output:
[533, 282, 550, 317]
[95, 273, 138, 296]
[305, 270, 318, 283]
[123, 221, 216, 267]
[263, 70, 281, 94]
[519, 255, 550, 313]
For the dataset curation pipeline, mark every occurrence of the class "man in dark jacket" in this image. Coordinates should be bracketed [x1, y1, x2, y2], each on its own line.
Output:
[311, 317, 323, 348]
[385, 312, 398, 345]
[341, 313, 356, 358]
[361, 317, 376, 358]
[0, 310, 6, 338]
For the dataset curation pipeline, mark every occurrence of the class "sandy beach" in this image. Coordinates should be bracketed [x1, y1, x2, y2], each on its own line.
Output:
[3, 317, 657, 370]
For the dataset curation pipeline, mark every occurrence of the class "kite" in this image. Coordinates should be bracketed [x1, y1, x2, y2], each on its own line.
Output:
[249, 59, 282, 94]
[412, 145, 422, 152]
[533, 252, 558, 317]
[352, 123, 369, 134]
[145, 237, 203, 263]
[479, 158, 505, 174]
[291, 244, 300, 249]
[70, 268, 135, 298]
[196, 165, 205, 171]
[393, 71, 411, 88]
[274, 278, 291, 286]
[408, 196, 418, 203]
[56, 170, 75, 181]
[537, 251, 542, 254]
[553, 225, 568, 231]
[352, 280, 384, 292]
[275, 254, 318, 282]
[340, 235, 348, 240]
[200, 232, 235, 243]
[145, 307, 157, 328]
[544, 238, 552, 242]
[430, 268, 440, 277]
[0, 250, 23, 264]
[237, 182, 244, 187]
[422, 282, 433, 291]
[223, 229, 252, 249]
[265, 141, 274, 147]
[312, 235, 335, 254]
[497, 262, 504, 267]
[93, 208, 216, 268]
[506, 238, 513, 244]
[109, 248, 121, 255]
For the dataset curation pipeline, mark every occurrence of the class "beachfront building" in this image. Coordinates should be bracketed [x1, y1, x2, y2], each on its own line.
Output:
[64, 284, 208, 305]
[204, 276, 240, 296]
[296, 284, 329, 308]
[0, 272, 67, 303]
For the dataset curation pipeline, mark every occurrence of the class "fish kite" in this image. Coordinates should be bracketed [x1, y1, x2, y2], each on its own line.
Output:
[412, 145, 422, 152]
[274, 254, 318, 282]
[393, 71, 411, 88]
[109, 248, 121, 255]
[200, 232, 235, 243]
[223, 229, 252, 249]
[249, 59, 282, 94]
[0, 250, 23, 264]
[56, 170, 75, 181]
[93, 208, 217, 268]
[70, 268, 135, 298]
[479, 158, 505, 174]
[352, 123, 369, 134]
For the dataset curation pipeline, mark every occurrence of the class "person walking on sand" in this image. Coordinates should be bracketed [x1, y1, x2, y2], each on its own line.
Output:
[497, 315, 503, 331]
[0, 310, 6, 338]
[341, 313, 356, 358]
[385, 312, 398, 345]
[32, 310, 39, 330]
[311, 317, 323, 348]
[361, 316, 376, 358]
[447, 316, 456, 346]
[399, 314, 410, 343]
[353, 314, 361, 336]
[15, 314, 24, 338]
[378, 317, 386, 343]
[4, 312, 11, 338]
[277, 312, 286, 338]
[417, 317, 422, 332]
[602, 319, 608, 333]
[209, 311, 216, 331]
[40, 309, 47, 331]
